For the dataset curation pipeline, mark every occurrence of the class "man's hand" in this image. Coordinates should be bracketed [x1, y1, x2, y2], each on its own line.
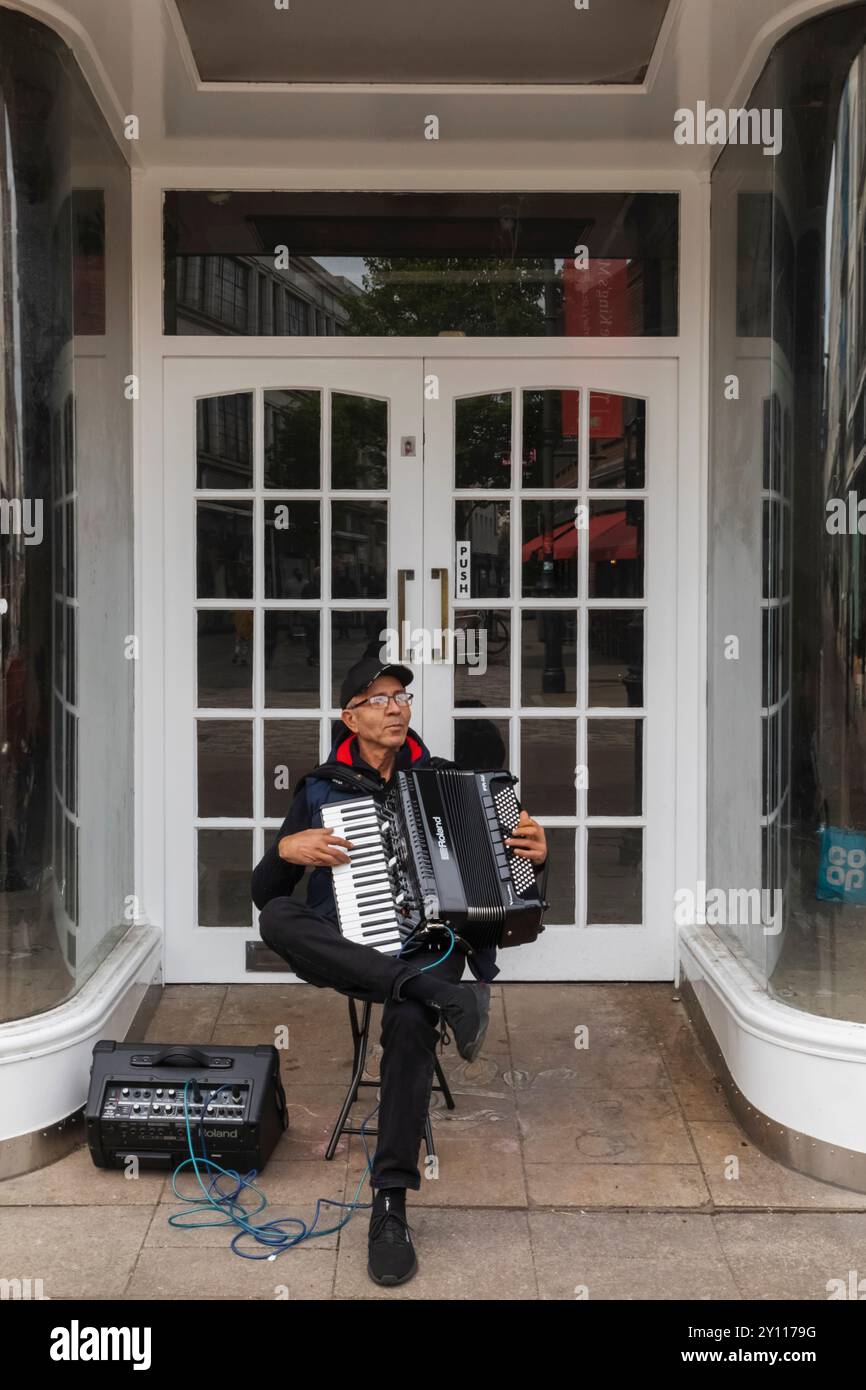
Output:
[506, 810, 547, 865]
[278, 829, 354, 867]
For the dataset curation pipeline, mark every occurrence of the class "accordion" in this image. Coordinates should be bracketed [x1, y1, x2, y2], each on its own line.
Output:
[321, 768, 547, 956]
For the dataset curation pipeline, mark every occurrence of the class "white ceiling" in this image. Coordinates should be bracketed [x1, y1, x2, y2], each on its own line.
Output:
[2, 0, 843, 171]
[173, 0, 671, 85]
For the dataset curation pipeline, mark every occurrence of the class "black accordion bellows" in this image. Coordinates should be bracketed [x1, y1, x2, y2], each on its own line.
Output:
[390, 768, 546, 950]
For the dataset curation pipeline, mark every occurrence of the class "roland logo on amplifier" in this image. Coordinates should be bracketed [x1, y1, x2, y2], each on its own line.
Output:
[432, 815, 450, 860]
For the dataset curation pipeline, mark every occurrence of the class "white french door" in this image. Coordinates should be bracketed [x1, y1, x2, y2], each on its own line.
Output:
[162, 353, 677, 982]
[422, 358, 677, 979]
[163, 358, 424, 982]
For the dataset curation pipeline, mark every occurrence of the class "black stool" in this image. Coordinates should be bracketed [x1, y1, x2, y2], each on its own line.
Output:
[325, 996, 456, 1161]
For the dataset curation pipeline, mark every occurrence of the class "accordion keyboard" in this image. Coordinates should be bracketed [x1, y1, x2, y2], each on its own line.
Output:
[320, 797, 406, 955]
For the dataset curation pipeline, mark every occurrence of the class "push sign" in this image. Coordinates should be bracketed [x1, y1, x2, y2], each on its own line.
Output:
[816, 827, 866, 904]
[456, 542, 471, 597]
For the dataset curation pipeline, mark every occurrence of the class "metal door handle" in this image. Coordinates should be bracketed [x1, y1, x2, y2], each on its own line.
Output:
[397, 569, 414, 654]
[431, 567, 449, 661]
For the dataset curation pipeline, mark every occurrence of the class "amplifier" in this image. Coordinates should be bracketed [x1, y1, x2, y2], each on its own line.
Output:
[85, 1040, 288, 1172]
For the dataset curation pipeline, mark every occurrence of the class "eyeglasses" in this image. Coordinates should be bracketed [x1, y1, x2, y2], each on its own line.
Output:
[349, 691, 414, 709]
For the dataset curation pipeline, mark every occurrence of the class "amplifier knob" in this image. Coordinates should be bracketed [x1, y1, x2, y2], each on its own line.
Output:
[132, 1104, 140, 1112]
[121, 1087, 130, 1096]
[155, 1088, 164, 1097]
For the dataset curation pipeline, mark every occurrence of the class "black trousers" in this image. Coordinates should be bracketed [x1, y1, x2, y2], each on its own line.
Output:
[257, 896, 468, 1191]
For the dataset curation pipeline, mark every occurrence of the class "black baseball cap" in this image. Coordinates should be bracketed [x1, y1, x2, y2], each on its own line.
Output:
[340, 657, 414, 710]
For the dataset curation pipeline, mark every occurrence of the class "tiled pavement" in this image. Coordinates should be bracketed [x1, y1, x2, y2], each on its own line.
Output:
[3, 982, 866, 1300]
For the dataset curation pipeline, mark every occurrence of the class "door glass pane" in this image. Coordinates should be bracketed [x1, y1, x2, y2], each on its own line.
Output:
[588, 393, 645, 487]
[331, 501, 387, 598]
[521, 500, 578, 597]
[198, 829, 253, 927]
[588, 500, 643, 598]
[264, 612, 319, 707]
[264, 500, 320, 598]
[540, 827, 577, 924]
[521, 610, 577, 706]
[587, 828, 643, 924]
[264, 720, 320, 817]
[331, 393, 387, 488]
[522, 389, 579, 487]
[332, 610, 389, 704]
[197, 500, 253, 598]
[264, 389, 321, 488]
[453, 717, 510, 770]
[198, 610, 253, 708]
[455, 501, 510, 597]
[196, 393, 253, 487]
[454, 609, 509, 704]
[455, 393, 511, 487]
[197, 719, 252, 816]
[588, 610, 644, 707]
[587, 718, 643, 816]
[520, 718, 576, 815]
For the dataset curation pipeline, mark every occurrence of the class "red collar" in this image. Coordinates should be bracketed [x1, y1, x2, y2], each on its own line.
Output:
[335, 732, 424, 769]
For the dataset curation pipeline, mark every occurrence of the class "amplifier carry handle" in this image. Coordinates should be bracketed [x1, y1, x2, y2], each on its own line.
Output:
[147, 1046, 215, 1069]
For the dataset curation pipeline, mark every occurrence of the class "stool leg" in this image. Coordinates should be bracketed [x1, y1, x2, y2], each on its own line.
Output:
[432, 1053, 456, 1111]
[423, 1109, 436, 1161]
[325, 998, 374, 1160]
[347, 996, 364, 1063]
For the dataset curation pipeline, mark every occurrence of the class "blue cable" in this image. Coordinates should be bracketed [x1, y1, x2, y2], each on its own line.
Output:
[399, 922, 456, 969]
[166, 1078, 379, 1260]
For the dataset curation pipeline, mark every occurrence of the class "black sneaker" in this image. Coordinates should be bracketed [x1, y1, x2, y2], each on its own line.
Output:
[438, 981, 491, 1063]
[367, 1194, 417, 1286]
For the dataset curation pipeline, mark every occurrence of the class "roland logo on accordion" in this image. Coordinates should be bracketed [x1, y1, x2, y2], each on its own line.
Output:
[432, 814, 450, 860]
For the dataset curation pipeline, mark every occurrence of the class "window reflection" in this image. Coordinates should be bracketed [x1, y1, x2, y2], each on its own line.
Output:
[588, 500, 644, 598]
[196, 500, 254, 598]
[264, 390, 320, 489]
[708, 9, 866, 1025]
[456, 393, 511, 488]
[455, 501, 510, 598]
[0, 8, 133, 1022]
[588, 394, 646, 488]
[165, 192, 679, 337]
[196, 394, 253, 488]
[588, 611, 644, 707]
[264, 501, 320, 599]
[521, 501, 578, 598]
[329, 502, 387, 599]
[522, 390, 578, 488]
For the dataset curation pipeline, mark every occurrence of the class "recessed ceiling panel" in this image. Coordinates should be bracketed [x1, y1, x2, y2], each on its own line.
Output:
[173, 0, 671, 85]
